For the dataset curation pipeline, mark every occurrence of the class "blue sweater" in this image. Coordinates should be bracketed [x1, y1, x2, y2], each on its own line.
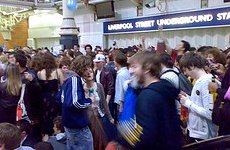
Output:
[57, 76, 92, 129]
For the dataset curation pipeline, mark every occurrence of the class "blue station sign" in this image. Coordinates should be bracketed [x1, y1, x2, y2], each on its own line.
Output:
[103, 7, 230, 34]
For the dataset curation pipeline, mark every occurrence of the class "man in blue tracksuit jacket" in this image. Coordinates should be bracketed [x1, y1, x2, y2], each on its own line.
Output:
[57, 75, 94, 150]
[58, 55, 95, 150]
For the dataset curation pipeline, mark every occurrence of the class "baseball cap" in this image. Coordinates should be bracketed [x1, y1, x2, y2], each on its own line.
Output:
[93, 54, 105, 63]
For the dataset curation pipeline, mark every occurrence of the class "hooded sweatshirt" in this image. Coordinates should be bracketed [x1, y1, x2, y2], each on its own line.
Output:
[133, 79, 182, 150]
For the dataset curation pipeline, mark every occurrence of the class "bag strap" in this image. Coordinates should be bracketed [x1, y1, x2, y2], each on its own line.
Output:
[161, 69, 180, 89]
[161, 69, 179, 76]
[18, 84, 26, 104]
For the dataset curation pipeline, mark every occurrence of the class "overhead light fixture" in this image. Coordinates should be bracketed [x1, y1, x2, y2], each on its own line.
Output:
[145, 0, 162, 8]
[145, 0, 156, 8]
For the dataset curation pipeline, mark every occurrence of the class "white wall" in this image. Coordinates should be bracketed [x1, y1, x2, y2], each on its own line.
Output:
[28, 11, 63, 49]
[35, 37, 60, 49]
[74, 6, 104, 49]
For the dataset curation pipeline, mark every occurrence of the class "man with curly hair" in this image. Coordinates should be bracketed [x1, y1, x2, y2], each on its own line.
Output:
[57, 55, 95, 150]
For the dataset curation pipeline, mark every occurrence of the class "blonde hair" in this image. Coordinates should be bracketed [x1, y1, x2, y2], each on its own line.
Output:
[0, 55, 8, 64]
[6, 64, 22, 96]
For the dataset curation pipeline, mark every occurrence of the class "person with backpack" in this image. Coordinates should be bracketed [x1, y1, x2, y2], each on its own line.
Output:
[160, 53, 192, 144]
[179, 52, 220, 143]
[160, 53, 193, 95]
[160, 53, 181, 116]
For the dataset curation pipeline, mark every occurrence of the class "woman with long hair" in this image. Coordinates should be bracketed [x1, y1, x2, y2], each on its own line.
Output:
[29, 53, 44, 73]
[0, 64, 22, 124]
[83, 67, 114, 150]
[37, 54, 63, 136]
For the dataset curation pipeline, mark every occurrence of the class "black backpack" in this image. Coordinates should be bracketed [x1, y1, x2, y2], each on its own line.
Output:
[162, 69, 193, 95]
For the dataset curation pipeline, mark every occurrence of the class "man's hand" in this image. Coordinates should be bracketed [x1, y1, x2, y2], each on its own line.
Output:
[84, 86, 89, 94]
[89, 96, 96, 103]
[24, 72, 33, 81]
[179, 94, 193, 108]
[106, 95, 111, 104]
[110, 118, 114, 124]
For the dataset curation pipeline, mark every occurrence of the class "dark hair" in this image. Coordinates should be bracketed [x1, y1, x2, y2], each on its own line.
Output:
[84, 44, 92, 51]
[181, 40, 190, 52]
[70, 55, 93, 77]
[113, 51, 128, 67]
[16, 50, 25, 55]
[42, 54, 57, 79]
[197, 46, 212, 56]
[0, 123, 21, 150]
[176, 55, 183, 64]
[65, 49, 75, 59]
[74, 44, 80, 48]
[205, 48, 226, 65]
[30, 54, 43, 72]
[16, 119, 31, 135]
[34, 142, 54, 150]
[15, 53, 27, 68]
[8, 52, 15, 57]
[160, 53, 174, 68]
[94, 46, 102, 51]
[59, 57, 71, 68]
[129, 51, 162, 78]
[53, 116, 64, 133]
[189, 47, 196, 52]
[103, 49, 109, 55]
[180, 52, 207, 70]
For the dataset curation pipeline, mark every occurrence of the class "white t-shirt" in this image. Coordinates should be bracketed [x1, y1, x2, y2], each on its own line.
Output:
[96, 70, 101, 83]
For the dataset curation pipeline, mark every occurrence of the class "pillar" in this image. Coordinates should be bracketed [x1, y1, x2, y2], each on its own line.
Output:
[59, 0, 79, 49]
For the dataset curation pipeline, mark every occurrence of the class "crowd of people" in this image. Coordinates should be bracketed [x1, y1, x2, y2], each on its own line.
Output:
[0, 40, 230, 150]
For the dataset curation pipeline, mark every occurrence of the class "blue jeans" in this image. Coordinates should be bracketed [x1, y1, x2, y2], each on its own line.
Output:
[65, 126, 94, 150]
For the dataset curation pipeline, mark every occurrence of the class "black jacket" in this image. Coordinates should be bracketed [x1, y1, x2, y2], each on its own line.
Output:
[134, 79, 182, 150]
[21, 68, 42, 121]
[0, 82, 20, 124]
[212, 67, 230, 135]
